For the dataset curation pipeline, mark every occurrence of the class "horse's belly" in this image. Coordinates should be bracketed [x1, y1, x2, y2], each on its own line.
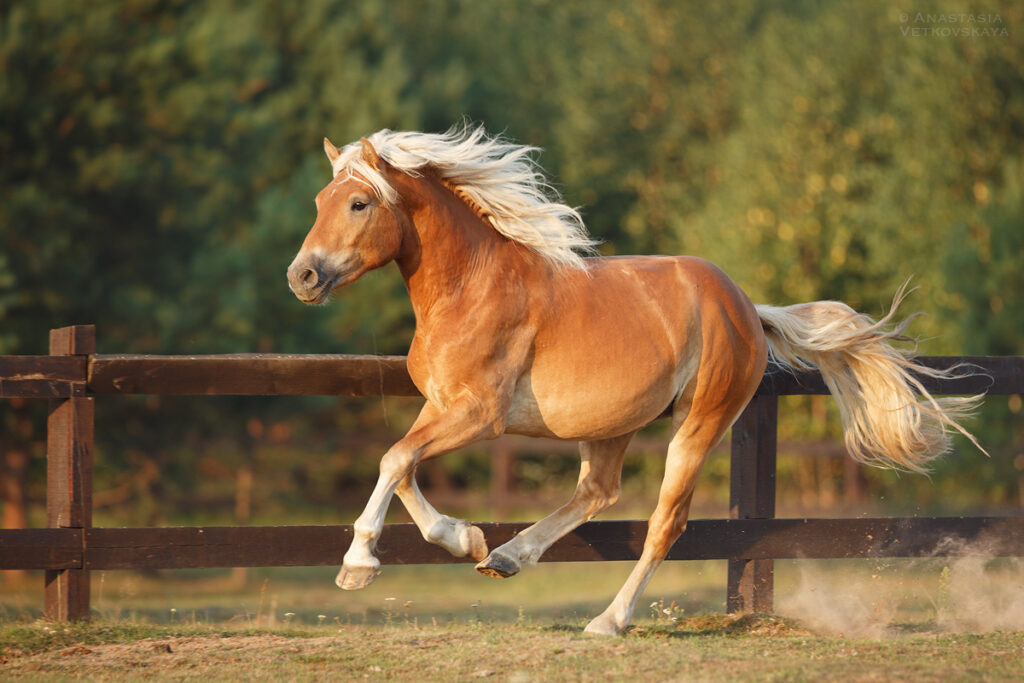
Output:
[504, 357, 696, 440]
[502, 260, 707, 440]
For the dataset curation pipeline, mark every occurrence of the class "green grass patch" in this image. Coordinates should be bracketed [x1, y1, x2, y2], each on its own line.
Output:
[2, 617, 1022, 681]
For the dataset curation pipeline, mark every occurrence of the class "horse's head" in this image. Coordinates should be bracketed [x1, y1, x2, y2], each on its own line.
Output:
[287, 138, 406, 305]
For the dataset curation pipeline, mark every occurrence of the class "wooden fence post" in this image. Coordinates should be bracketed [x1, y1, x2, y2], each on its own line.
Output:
[44, 325, 94, 621]
[727, 393, 778, 613]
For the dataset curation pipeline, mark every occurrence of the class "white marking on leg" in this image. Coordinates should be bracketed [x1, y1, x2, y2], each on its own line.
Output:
[397, 473, 487, 560]
[336, 394, 505, 589]
[584, 552, 663, 635]
[585, 424, 721, 635]
[337, 446, 413, 588]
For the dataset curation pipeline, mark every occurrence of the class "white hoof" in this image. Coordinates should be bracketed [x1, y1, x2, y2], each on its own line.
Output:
[584, 614, 625, 636]
[335, 561, 380, 590]
[460, 522, 489, 562]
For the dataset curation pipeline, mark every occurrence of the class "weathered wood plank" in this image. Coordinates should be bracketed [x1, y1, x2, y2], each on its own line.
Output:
[0, 355, 86, 397]
[88, 354, 421, 397]
[0, 528, 82, 570]
[45, 569, 90, 621]
[728, 395, 778, 613]
[0, 356, 86, 381]
[81, 517, 1024, 570]
[727, 557, 773, 613]
[730, 396, 778, 521]
[45, 326, 95, 622]
[49, 325, 95, 356]
[0, 379, 83, 398]
[759, 356, 1024, 396]
[679, 516, 1024, 561]
[47, 397, 94, 529]
[83, 354, 1022, 398]
[44, 396, 93, 621]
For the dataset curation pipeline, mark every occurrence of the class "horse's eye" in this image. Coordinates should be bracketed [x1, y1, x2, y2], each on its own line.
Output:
[351, 201, 368, 212]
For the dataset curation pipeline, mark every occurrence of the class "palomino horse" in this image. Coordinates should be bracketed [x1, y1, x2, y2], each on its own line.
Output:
[287, 125, 981, 635]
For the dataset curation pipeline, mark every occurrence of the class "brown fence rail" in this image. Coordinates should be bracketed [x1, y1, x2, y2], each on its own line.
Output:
[1, 325, 1022, 621]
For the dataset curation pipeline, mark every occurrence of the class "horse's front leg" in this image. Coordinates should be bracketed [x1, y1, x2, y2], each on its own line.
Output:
[395, 470, 488, 561]
[337, 394, 502, 590]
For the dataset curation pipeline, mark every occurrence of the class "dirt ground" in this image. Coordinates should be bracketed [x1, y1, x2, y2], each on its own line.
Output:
[3, 617, 1023, 682]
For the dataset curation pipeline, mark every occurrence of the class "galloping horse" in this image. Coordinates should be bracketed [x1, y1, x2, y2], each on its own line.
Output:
[287, 125, 981, 635]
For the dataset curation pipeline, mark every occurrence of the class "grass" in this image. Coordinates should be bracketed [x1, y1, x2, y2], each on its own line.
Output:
[0, 561, 732, 627]
[2, 615, 1023, 681]
[2, 556, 1022, 679]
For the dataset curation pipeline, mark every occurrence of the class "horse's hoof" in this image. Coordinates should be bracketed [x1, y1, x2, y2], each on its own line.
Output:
[475, 551, 521, 578]
[336, 563, 380, 590]
[583, 615, 623, 637]
[462, 523, 489, 562]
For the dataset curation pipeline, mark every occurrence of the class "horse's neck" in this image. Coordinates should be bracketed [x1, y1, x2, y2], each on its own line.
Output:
[395, 174, 547, 319]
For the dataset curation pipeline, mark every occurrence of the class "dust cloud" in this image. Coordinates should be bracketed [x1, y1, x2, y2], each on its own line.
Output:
[776, 539, 1024, 638]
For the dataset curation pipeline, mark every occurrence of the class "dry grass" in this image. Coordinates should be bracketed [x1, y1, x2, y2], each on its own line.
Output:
[2, 616, 1022, 681]
[3, 556, 1023, 680]
[0, 562, 731, 627]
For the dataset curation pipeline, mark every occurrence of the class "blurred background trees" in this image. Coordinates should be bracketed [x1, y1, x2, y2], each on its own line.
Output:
[1, 0, 1022, 528]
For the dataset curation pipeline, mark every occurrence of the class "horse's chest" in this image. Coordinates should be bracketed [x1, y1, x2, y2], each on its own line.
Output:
[405, 343, 465, 410]
[421, 375, 454, 410]
[407, 325, 529, 411]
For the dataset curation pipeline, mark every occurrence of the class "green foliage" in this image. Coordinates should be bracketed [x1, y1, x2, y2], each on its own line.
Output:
[1, 0, 1022, 515]
[3, 0, 1022, 354]
[0, 0, 420, 355]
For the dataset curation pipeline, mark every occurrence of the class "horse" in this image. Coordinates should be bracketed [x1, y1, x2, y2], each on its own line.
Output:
[286, 124, 982, 636]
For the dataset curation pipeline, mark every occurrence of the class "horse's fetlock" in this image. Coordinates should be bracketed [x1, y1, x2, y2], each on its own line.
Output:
[520, 546, 542, 567]
[425, 517, 454, 544]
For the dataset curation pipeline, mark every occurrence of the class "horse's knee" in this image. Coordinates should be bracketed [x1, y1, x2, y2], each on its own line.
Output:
[379, 445, 418, 481]
[352, 520, 378, 542]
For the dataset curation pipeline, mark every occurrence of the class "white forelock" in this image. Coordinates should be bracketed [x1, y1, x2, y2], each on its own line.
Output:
[331, 124, 597, 268]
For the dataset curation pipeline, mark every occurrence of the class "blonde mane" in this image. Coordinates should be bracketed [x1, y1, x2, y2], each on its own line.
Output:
[332, 124, 597, 268]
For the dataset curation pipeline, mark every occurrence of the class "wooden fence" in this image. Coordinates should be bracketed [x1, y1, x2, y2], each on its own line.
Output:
[1, 325, 1022, 622]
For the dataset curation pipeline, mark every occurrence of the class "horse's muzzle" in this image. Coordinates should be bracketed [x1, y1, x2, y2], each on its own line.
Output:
[287, 254, 335, 305]
[287, 250, 365, 305]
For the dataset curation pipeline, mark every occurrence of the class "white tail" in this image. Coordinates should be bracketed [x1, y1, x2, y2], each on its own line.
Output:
[755, 286, 985, 473]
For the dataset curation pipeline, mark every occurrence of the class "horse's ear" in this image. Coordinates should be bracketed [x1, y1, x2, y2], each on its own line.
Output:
[360, 137, 383, 170]
[323, 138, 341, 165]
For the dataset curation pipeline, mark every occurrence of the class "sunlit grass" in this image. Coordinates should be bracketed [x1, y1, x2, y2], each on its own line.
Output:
[4, 553, 1021, 637]
[2, 615, 1022, 682]
[0, 560, 728, 628]
[3, 557, 1022, 681]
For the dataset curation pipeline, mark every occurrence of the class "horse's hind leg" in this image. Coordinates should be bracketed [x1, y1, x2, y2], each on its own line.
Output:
[476, 432, 633, 578]
[395, 470, 488, 561]
[584, 407, 741, 636]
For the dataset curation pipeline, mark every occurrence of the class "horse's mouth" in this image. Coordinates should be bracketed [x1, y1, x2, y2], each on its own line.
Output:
[295, 275, 339, 305]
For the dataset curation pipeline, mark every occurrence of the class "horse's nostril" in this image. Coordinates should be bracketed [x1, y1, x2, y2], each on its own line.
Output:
[300, 268, 318, 286]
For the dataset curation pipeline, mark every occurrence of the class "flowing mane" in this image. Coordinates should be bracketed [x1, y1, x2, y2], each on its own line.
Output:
[331, 124, 598, 268]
